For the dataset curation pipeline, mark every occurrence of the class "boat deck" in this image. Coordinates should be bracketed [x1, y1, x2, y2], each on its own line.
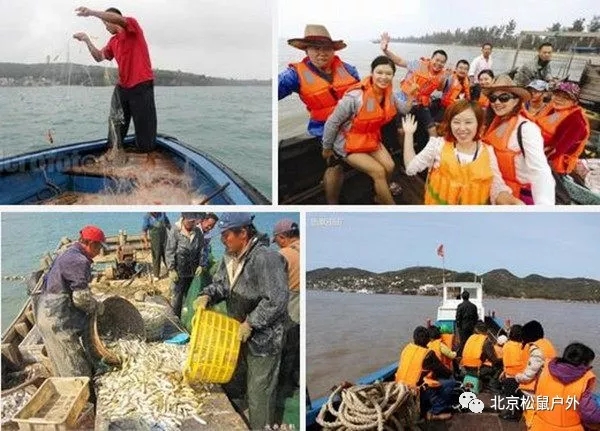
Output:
[1, 236, 251, 429]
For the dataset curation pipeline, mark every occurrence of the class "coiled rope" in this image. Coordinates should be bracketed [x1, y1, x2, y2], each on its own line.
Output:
[316, 381, 420, 431]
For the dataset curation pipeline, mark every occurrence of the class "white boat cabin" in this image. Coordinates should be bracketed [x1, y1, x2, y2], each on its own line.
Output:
[436, 281, 485, 322]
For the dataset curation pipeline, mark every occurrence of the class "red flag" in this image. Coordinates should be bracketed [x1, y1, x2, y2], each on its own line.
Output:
[437, 244, 444, 258]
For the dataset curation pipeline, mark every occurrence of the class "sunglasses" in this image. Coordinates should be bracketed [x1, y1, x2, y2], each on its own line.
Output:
[488, 93, 517, 103]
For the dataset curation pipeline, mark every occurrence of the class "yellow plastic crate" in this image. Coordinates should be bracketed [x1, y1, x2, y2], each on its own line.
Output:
[183, 308, 241, 384]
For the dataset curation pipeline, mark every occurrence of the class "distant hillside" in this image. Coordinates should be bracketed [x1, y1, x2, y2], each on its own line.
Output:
[0, 63, 269, 87]
[307, 266, 600, 302]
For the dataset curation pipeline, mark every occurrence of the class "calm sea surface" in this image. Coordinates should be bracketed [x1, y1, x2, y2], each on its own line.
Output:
[278, 40, 591, 139]
[0, 85, 271, 198]
[0, 212, 299, 331]
[307, 290, 600, 399]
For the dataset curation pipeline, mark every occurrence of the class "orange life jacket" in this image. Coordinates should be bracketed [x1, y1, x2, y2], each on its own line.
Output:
[424, 140, 493, 205]
[400, 58, 447, 107]
[461, 333, 487, 368]
[441, 333, 454, 352]
[427, 339, 453, 370]
[531, 364, 596, 431]
[395, 343, 440, 388]
[519, 339, 557, 392]
[535, 104, 590, 174]
[478, 93, 490, 109]
[503, 340, 526, 376]
[441, 73, 471, 108]
[483, 112, 533, 198]
[525, 101, 552, 120]
[292, 56, 359, 122]
[536, 338, 557, 361]
[344, 77, 397, 154]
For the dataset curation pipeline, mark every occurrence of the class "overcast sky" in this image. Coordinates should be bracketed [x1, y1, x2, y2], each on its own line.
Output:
[307, 212, 600, 279]
[279, 0, 599, 41]
[1, 0, 272, 79]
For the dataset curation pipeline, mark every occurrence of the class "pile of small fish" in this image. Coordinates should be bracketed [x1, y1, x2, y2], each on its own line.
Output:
[95, 339, 211, 430]
[1, 390, 33, 425]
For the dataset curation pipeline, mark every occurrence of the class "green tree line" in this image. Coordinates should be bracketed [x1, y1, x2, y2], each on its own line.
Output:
[383, 16, 600, 51]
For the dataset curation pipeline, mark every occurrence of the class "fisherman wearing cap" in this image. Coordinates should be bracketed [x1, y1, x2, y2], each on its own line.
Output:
[33, 225, 107, 378]
[272, 219, 300, 394]
[279, 24, 360, 204]
[165, 213, 204, 319]
[194, 213, 288, 430]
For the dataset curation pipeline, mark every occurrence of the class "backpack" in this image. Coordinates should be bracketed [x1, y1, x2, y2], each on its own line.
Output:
[516, 122, 572, 205]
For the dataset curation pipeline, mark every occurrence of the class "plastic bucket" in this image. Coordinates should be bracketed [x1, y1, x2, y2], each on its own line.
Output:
[183, 308, 241, 384]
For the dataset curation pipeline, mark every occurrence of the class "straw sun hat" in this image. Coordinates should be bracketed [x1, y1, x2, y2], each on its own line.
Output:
[287, 24, 347, 51]
[482, 74, 531, 102]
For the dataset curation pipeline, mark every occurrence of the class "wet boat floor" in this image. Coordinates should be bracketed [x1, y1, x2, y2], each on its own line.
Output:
[421, 392, 525, 431]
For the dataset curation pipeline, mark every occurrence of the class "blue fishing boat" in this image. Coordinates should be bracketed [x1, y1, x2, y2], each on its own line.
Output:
[306, 281, 525, 430]
[0, 134, 270, 205]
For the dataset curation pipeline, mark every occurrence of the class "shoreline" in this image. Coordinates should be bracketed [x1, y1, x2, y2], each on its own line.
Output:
[307, 288, 600, 303]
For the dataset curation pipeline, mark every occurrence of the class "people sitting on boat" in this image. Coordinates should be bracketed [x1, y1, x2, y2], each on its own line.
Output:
[513, 42, 556, 87]
[322, 56, 412, 205]
[499, 324, 526, 422]
[427, 325, 457, 371]
[165, 212, 204, 319]
[142, 212, 171, 281]
[193, 213, 289, 430]
[482, 75, 556, 205]
[455, 291, 479, 356]
[395, 326, 455, 421]
[524, 80, 550, 118]
[516, 320, 557, 427]
[473, 69, 494, 110]
[73, 7, 157, 155]
[460, 321, 503, 391]
[33, 225, 107, 403]
[469, 43, 493, 85]
[435, 60, 471, 121]
[380, 31, 449, 141]
[403, 100, 522, 205]
[279, 24, 360, 204]
[272, 219, 301, 395]
[537, 82, 591, 175]
[530, 342, 600, 430]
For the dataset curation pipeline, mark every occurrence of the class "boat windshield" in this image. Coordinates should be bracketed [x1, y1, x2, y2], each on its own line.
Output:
[464, 287, 479, 300]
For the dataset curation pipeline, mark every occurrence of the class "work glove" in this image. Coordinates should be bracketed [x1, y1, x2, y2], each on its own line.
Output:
[194, 266, 203, 277]
[169, 270, 179, 283]
[238, 321, 252, 343]
[193, 295, 210, 311]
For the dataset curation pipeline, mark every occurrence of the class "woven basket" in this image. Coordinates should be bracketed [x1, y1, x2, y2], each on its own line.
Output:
[90, 296, 146, 365]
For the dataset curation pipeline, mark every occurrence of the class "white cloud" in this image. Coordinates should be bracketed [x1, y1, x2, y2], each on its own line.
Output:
[0, 0, 272, 79]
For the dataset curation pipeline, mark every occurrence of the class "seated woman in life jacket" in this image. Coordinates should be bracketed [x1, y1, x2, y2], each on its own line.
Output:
[498, 324, 526, 422]
[481, 75, 555, 205]
[322, 55, 411, 204]
[460, 321, 503, 391]
[538, 82, 591, 176]
[524, 79, 550, 118]
[473, 69, 494, 111]
[531, 342, 600, 431]
[395, 326, 455, 421]
[402, 99, 523, 205]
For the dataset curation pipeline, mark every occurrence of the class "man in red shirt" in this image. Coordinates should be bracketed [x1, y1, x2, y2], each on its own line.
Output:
[73, 6, 156, 154]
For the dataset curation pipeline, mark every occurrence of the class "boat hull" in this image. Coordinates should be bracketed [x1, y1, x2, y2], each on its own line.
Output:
[0, 134, 270, 205]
